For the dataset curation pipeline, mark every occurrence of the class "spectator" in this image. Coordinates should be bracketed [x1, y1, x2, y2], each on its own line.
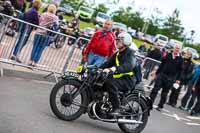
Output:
[147, 44, 163, 61]
[138, 41, 147, 53]
[113, 27, 120, 37]
[179, 64, 200, 111]
[83, 19, 116, 67]
[168, 50, 194, 107]
[10, 0, 41, 63]
[149, 43, 183, 111]
[70, 13, 79, 29]
[10, 0, 26, 12]
[0, 0, 14, 15]
[190, 75, 200, 116]
[28, 4, 58, 66]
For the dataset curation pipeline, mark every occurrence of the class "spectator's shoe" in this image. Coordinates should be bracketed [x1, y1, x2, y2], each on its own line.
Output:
[10, 56, 16, 61]
[190, 110, 197, 116]
[16, 58, 22, 63]
[179, 106, 187, 111]
[166, 102, 176, 107]
[171, 104, 176, 108]
[155, 106, 163, 111]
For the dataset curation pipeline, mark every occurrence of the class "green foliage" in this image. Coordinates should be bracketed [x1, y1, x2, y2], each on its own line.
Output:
[60, 0, 85, 10]
[161, 9, 184, 40]
[112, 7, 144, 30]
[93, 4, 109, 17]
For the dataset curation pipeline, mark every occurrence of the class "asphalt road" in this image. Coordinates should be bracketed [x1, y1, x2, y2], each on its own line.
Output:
[0, 76, 200, 133]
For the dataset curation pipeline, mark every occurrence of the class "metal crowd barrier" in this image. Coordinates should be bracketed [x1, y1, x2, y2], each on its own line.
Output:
[0, 12, 162, 83]
[0, 13, 90, 82]
[142, 57, 161, 80]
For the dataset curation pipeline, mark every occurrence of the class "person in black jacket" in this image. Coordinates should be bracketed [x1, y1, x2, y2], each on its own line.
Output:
[190, 76, 200, 116]
[149, 43, 183, 111]
[168, 50, 194, 107]
[100, 32, 136, 115]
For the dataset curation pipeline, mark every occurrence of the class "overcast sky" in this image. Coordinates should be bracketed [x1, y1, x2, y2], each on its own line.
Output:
[134, 0, 199, 42]
[87, 0, 199, 42]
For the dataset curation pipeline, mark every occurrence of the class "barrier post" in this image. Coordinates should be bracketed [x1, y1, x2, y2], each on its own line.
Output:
[62, 37, 81, 73]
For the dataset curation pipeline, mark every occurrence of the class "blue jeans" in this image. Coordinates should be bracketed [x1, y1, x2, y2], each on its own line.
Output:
[30, 34, 47, 63]
[87, 52, 106, 67]
[13, 24, 32, 56]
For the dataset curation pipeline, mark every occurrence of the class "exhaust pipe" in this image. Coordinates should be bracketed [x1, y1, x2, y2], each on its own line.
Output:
[118, 119, 143, 124]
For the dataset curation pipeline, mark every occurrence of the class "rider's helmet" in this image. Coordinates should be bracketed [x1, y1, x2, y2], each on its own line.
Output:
[116, 32, 132, 47]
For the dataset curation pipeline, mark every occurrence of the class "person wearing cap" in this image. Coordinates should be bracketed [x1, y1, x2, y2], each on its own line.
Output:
[168, 50, 194, 107]
[100, 32, 137, 115]
[83, 19, 116, 67]
[10, 0, 42, 62]
[149, 43, 183, 111]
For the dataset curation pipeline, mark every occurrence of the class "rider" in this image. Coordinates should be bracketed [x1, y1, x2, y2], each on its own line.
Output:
[70, 13, 79, 29]
[100, 32, 137, 115]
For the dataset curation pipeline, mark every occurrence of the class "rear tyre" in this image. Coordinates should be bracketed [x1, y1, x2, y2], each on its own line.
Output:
[50, 79, 87, 121]
[118, 94, 149, 133]
[55, 35, 66, 48]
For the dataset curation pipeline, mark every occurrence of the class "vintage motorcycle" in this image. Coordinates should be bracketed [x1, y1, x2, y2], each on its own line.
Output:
[50, 65, 152, 133]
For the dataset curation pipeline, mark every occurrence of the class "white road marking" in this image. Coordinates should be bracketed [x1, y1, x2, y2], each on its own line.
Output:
[185, 122, 200, 126]
[162, 112, 191, 122]
[186, 116, 200, 120]
[153, 105, 170, 113]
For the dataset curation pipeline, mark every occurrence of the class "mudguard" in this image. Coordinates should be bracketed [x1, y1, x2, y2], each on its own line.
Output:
[128, 91, 153, 116]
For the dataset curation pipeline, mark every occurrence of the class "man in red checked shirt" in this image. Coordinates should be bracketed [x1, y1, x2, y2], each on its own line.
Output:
[83, 19, 116, 67]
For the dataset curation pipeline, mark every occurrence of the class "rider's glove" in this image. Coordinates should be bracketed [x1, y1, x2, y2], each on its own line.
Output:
[103, 68, 110, 73]
[110, 67, 116, 72]
[103, 67, 116, 73]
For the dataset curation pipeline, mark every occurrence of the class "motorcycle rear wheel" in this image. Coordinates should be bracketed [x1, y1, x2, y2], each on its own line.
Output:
[118, 94, 149, 133]
[50, 79, 87, 121]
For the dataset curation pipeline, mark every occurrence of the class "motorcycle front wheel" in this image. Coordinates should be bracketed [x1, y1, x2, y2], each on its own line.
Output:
[118, 94, 149, 133]
[50, 79, 87, 121]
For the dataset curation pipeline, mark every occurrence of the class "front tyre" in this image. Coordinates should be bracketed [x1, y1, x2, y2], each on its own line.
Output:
[50, 79, 87, 121]
[118, 94, 149, 133]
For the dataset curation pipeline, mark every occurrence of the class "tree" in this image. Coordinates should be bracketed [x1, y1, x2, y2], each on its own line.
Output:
[112, 7, 144, 30]
[93, 3, 109, 17]
[60, 0, 85, 10]
[161, 9, 184, 40]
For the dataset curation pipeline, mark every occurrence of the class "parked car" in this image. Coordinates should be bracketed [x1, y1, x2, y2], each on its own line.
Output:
[142, 34, 154, 44]
[128, 27, 136, 37]
[58, 4, 74, 16]
[95, 12, 110, 26]
[165, 39, 183, 49]
[113, 22, 127, 32]
[78, 6, 94, 22]
[80, 27, 95, 38]
[153, 34, 168, 47]
[182, 47, 199, 60]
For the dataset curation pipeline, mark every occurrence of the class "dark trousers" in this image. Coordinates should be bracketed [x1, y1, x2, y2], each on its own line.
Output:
[181, 84, 197, 109]
[150, 74, 173, 108]
[192, 95, 200, 113]
[104, 77, 135, 110]
[168, 83, 184, 106]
